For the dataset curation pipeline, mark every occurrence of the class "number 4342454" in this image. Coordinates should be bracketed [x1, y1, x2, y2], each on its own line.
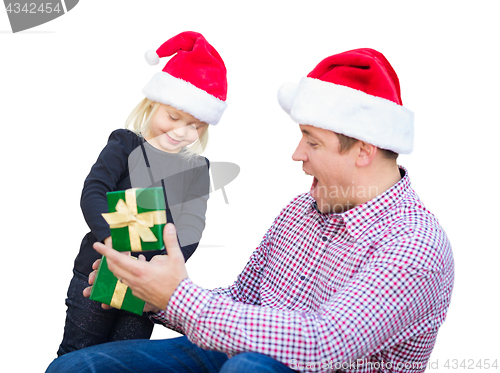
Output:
[6, 2, 63, 14]
[444, 359, 498, 369]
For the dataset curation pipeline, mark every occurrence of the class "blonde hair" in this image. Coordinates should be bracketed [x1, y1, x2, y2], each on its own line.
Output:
[125, 98, 209, 156]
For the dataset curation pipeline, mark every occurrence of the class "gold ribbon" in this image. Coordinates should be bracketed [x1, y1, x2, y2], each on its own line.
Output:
[110, 280, 128, 309]
[102, 188, 166, 252]
[110, 257, 138, 309]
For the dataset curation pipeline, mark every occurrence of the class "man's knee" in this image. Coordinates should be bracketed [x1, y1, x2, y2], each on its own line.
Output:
[45, 348, 94, 373]
[220, 352, 294, 373]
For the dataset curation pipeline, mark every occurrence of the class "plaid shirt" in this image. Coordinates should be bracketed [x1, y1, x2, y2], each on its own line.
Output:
[152, 167, 454, 372]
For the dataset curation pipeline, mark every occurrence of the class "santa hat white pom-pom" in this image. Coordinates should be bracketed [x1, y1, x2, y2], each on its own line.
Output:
[145, 49, 159, 66]
[277, 82, 298, 115]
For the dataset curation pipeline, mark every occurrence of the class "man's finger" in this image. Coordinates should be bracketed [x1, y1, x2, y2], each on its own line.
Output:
[94, 242, 125, 262]
[150, 255, 168, 264]
[163, 223, 183, 260]
[93, 241, 140, 281]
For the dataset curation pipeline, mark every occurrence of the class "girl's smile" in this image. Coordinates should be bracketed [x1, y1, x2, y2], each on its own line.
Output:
[166, 133, 181, 144]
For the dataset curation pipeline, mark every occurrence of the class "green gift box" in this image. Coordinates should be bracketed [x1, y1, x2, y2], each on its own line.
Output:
[89, 256, 145, 315]
[103, 187, 167, 252]
[89, 187, 166, 314]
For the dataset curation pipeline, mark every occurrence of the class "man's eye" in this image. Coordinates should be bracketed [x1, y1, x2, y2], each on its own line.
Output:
[307, 142, 318, 147]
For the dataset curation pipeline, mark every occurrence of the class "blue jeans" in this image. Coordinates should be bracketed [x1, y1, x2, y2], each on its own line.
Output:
[57, 269, 154, 356]
[46, 336, 297, 373]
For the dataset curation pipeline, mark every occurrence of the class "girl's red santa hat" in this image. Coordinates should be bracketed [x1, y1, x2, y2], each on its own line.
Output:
[143, 31, 227, 125]
[278, 48, 414, 154]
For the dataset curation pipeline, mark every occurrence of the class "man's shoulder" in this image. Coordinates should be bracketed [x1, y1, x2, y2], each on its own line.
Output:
[397, 187, 443, 232]
[373, 186, 452, 260]
[281, 192, 314, 213]
[267, 192, 314, 227]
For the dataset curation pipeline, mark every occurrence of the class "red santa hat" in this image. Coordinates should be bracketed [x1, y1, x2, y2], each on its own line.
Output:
[278, 48, 414, 154]
[142, 31, 227, 125]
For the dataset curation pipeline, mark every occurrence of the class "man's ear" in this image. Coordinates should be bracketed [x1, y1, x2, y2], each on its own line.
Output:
[356, 142, 378, 167]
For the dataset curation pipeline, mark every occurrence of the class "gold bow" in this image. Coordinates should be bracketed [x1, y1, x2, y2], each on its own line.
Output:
[102, 188, 166, 252]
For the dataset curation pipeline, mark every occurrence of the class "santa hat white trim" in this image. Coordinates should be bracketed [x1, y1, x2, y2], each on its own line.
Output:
[278, 77, 414, 154]
[142, 72, 227, 125]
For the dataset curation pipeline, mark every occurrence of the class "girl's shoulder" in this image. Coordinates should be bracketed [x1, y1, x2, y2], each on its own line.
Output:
[106, 129, 142, 150]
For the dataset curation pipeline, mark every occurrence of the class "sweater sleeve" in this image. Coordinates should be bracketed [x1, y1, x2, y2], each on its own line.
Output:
[174, 158, 210, 261]
[80, 129, 137, 242]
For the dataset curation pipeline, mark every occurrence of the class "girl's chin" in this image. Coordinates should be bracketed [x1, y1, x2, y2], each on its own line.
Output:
[151, 139, 182, 153]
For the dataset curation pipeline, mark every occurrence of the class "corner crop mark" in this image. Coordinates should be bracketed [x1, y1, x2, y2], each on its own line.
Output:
[3, 0, 79, 33]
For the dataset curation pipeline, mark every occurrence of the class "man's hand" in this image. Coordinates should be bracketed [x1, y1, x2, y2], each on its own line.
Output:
[83, 257, 159, 312]
[90, 223, 188, 311]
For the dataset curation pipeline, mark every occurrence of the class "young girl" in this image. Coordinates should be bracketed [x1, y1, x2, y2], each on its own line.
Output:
[57, 31, 228, 356]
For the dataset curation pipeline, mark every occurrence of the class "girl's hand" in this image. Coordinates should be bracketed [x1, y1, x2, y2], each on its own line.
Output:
[104, 236, 112, 248]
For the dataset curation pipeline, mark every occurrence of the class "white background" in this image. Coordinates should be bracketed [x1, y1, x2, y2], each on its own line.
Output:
[1, 1, 499, 371]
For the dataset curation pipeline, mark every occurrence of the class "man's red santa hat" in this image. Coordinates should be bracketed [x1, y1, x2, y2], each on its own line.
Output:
[278, 48, 414, 154]
[143, 31, 227, 125]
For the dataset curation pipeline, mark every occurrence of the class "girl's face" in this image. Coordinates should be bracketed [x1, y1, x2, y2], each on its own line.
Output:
[145, 104, 208, 153]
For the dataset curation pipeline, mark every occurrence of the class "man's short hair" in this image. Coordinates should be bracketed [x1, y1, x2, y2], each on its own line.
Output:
[336, 133, 399, 160]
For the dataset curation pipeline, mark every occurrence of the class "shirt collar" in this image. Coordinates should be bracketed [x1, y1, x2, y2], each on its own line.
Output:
[306, 167, 411, 239]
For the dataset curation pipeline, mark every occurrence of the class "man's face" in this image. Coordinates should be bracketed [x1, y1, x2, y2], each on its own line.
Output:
[292, 124, 357, 214]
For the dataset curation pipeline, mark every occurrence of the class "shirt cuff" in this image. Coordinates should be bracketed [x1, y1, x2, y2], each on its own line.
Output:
[151, 278, 209, 333]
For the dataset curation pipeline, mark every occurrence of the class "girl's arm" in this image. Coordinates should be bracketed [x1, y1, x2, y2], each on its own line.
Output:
[174, 158, 210, 261]
[80, 129, 137, 243]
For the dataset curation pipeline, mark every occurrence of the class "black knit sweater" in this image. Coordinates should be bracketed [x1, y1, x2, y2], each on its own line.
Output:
[74, 129, 210, 275]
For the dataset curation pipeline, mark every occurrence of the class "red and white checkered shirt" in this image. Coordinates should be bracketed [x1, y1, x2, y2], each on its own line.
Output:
[152, 167, 454, 372]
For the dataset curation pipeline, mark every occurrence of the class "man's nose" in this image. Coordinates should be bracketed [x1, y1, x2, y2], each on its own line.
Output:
[292, 143, 307, 162]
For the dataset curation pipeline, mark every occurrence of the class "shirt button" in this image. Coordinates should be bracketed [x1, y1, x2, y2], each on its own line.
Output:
[300, 275, 306, 280]
[322, 236, 328, 242]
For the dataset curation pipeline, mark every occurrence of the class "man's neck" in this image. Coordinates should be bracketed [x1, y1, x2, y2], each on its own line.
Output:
[351, 162, 401, 207]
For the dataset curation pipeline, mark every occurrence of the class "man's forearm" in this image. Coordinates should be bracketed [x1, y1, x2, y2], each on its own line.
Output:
[158, 262, 444, 372]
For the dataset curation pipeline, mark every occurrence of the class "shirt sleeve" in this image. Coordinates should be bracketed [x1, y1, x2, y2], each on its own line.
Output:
[207, 207, 277, 302]
[80, 129, 136, 242]
[155, 229, 452, 372]
[208, 231, 270, 303]
[150, 227, 271, 327]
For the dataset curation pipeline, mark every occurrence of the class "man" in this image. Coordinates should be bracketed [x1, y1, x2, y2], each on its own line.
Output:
[46, 48, 454, 373]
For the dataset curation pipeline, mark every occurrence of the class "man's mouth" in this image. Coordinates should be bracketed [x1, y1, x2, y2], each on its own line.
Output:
[304, 170, 318, 192]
